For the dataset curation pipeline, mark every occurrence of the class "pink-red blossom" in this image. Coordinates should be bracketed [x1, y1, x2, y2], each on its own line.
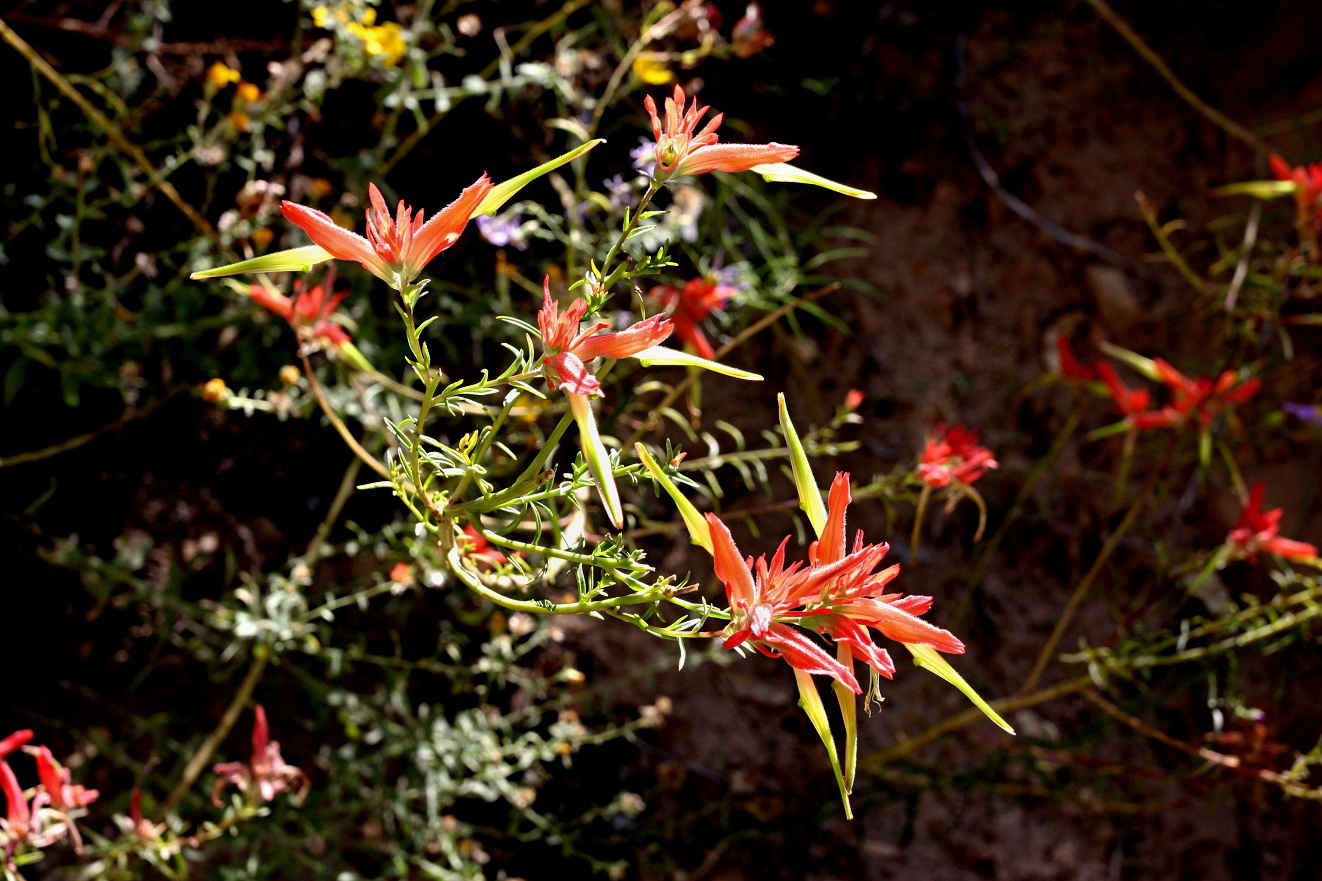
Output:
[1227, 483, 1317, 562]
[30, 747, 97, 813]
[1153, 359, 1259, 429]
[212, 705, 309, 807]
[643, 85, 798, 179]
[653, 276, 734, 359]
[1270, 154, 1322, 245]
[248, 280, 350, 347]
[918, 424, 998, 488]
[706, 473, 964, 692]
[281, 177, 491, 288]
[1096, 362, 1177, 430]
[538, 279, 673, 397]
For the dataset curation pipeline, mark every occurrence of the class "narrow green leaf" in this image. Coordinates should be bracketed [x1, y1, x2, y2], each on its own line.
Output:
[794, 669, 852, 819]
[635, 443, 712, 554]
[779, 393, 827, 535]
[750, 162, 877, 200]
[189, 245, 333, 279]
[473, 139, 605, 217]
[632, 346, 762, 380]
[906, 644, 1015, 734]
[1211, 180, 1294, 199]
[568, 392, 623, 529]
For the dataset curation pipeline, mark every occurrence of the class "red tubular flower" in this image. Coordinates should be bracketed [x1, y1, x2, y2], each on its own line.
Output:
[281, 176, 492, 289]
[212, 705, 309, 806]
[537, 279, 673, 397]
[0, 732, 32, 761]
[31, 747, 97, 812]
[1153, 359, 1259, 428]
[1270, 154, 1322, 243]
[1228, 483, 1318, 562]
[461, 525, 508, 565]
[1096, 362, 1177, 430]
[918, 424, 998, 488]
[643, 85, 798, 179]
[1055, 336, 1097, 381]
[0, 758, 31, 856]
[248, 281, 350, 347]
[706, 473, 964, 692]
[654, 276, 734, 359]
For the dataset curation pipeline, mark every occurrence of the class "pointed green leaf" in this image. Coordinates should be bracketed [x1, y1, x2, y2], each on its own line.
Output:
[568, 392, 623, 529]
[779, 393, 827, 535]
[750, 162, 877, 200]
[832, 645, 858, 792]
[794, 669, 852, 819]
[190, 245, 333, 279]
[632, 345, 763, 380]
[1211, 180, 1295, 199]
[1097, 341, 1160, 381]
[634, 443, 712, 553]
[906, 644, 1015, 734]
[473, 140, 605, 217]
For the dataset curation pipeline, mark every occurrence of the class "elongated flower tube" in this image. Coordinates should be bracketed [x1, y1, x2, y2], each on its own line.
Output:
[536, 278, 760, 528]
[1228, 483, 1318, 563]
[644, 85, 798, 180]
[281, 176, 492, 289]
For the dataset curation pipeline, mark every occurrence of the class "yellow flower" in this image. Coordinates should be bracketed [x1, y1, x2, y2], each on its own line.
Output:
[279, 365, 301, 386]
[201, 378, 227, 402]
[311, 5, 330, 28]
[236, 82, 262, 103]
[309, 177, 334, 199]
[207, 61, 241, 89]
[228, 110, 251, 132]
[349, 21, 407, 67]
[360, 8, 376, 25]
[250, 227, 274, 248]
[631, 53, 673, 85]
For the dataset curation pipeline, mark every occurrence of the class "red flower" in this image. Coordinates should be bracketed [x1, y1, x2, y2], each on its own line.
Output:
[281, 176, 492, 288]
[461, 525, 508, 565]
[1096, 362, 1177, 430]
[212, 705, 309, 807]
[248, 280, 350, 347]
[706, 473, 963, 692]
[1055, 336, 1097, 381]
[0, 757, 31, 858]
[653, 276, 734, 359]
[1227, 483, 1317, 562]
[30, 747, 97, 813]
[1153, 359, 1259, 429]
[1270, 154, 1322, 243]
[918, 424, 998, 488]
[538, 278, 673, 397]
[0, 732, 31, 761]
[643, 85, 798, 179]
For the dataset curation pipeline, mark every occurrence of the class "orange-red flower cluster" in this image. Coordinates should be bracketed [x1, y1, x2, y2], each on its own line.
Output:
[651, 275, 734, 359]
[1227, 483, 1317, 563]
[282, 177, 491, 288]
[1270, 154, 1322, 245]
[538, 280, 673, 397]
[707, 473, 964, 693]
[918, 425, 998, 489]
[643, 85, 798, 179]
[249, 280, 350, 347]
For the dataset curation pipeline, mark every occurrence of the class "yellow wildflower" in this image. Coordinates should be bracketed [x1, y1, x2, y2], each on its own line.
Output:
[207, 61, 241, 89]
[279, 365, 301, 386]
[250, 227, 274, 248]
[631, 53, 673, 85]
[311, 5, 330, 28]
[227, 110, 251, 132]
[236, 82, 262, 103]
[349, 21, 407, 67]
[309, 177, 334, 199]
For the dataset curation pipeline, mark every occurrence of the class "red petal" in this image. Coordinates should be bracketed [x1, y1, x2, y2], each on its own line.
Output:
[676, 142, 800, 176]
[412, 174, 493, 267]
[544, 353, 601, 396]
[281, 201, 390, 279]
[765, 623, 861, 693]
[574, 314, 674, 360]
[707, 514, 757, 609]
[0, 730, 33, 759]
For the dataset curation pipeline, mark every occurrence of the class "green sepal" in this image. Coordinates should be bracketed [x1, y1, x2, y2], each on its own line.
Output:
[779, 393, 827, 535]
[474, 140, 605, 217]
[1097, 341, 1160, 381]
[750, 162, 877, 200]
[568, 392, 623, 529]
[632, 345, 762, 380]
[190, 245, 333, 279]
[1211, 180, 1295, 199]
[906, 644, 1015, 734]
[793, 668, 852, 819]
[634, 443, 712, 554]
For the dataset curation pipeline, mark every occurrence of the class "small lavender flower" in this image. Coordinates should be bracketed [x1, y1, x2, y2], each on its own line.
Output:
[476, 213, 527, 250]
[630, 137, 657, 177]
[1284, 402, 1322, 426]
[603, 175, 633, 213]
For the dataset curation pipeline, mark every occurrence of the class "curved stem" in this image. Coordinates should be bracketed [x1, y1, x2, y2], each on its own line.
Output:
[301, 353, 391, 480]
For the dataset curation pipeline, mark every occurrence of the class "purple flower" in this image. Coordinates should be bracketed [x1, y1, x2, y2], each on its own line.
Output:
[630, 137, 657, 177]
[1284, 402, 1322, 426]
[476, 213, 527, 250]
[603, 174, 633, 212]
